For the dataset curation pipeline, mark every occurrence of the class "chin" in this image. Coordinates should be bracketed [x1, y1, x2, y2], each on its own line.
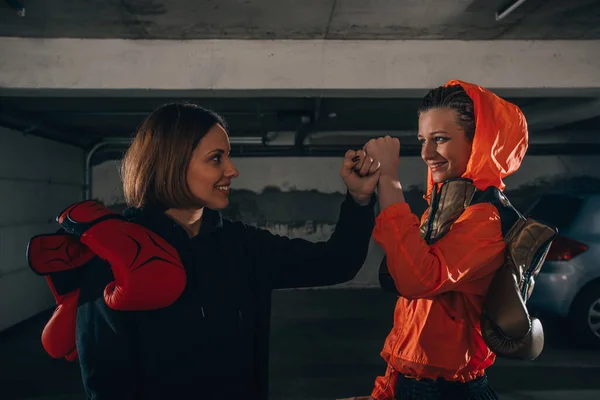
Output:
[432, 171, 462, 183]
[431, 173, 447, 183]
[207, 198, 229, 210]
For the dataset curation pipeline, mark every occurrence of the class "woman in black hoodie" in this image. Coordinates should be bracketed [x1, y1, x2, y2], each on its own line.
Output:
[75, 102, 380, 399]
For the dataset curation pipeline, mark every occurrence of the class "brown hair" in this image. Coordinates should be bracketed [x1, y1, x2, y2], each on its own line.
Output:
[418, 84, 476, 142]
[121, 102, 227, 209]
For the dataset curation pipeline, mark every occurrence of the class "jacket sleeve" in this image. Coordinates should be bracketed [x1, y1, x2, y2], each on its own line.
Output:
[76, 262, 138, 400]
[247, 192, 376, 290]
[372, 202, 505, 299]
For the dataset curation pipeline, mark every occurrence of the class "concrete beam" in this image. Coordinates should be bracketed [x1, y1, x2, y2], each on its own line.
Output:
[0, 38, 599, 97]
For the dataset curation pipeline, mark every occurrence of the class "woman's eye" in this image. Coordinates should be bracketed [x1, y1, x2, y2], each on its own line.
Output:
[434, 137, 449, 143]
[211, 155, 221, 162]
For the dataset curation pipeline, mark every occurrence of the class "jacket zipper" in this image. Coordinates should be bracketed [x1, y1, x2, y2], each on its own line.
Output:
[383, 363, 396, 394]
[384, 179, 465, 394]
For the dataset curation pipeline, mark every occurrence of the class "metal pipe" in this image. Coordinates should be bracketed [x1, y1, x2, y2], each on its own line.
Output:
[524, 98, 600, 131]
[52, 111, 277, 117]
[5, 0, 25, 17]
[84, 139, 131, 199]
[231, 137, 264, 145]
[496, 0, 528, 21]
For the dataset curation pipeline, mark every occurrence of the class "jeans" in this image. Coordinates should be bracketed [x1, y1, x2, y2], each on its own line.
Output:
[394, 374, 500, 400]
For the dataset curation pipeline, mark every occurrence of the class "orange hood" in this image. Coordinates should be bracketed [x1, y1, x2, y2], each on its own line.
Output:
[425, 80, 529, 202]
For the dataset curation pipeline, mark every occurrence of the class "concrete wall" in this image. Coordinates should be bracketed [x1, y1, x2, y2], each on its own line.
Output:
[93, 153, 600, 289]
[0, 127, 84, 332]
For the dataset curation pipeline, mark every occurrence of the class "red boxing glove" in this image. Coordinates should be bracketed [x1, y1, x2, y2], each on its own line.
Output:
[27, 233, 95, 361]
[57, 200, 186, 311]
[42, 280, 80, 362]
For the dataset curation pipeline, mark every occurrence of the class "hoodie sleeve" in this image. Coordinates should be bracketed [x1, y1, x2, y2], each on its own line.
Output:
[373, 202, 505, 299]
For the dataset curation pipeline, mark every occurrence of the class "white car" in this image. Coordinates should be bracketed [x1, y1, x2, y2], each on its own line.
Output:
[526, 193, 600, 348]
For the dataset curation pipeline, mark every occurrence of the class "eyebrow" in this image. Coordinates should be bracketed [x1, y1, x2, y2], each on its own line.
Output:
[206, 148, 232, 157]
[417, 130, 450, 140]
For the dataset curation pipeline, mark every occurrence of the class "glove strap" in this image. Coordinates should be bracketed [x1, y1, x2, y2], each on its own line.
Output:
[57, 200, 123, 236]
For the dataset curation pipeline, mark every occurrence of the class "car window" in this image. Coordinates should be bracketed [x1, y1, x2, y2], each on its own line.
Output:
[527, 194, 584, 231]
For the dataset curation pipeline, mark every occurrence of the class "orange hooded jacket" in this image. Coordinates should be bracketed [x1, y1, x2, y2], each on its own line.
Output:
[370, 80, 529, 399]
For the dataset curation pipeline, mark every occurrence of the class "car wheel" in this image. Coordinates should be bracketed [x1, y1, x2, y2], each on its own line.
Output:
[570, 282, 600, 349]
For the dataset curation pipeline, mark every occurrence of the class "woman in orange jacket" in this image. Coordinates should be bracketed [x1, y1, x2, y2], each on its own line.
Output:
[345, 80, 528, 399]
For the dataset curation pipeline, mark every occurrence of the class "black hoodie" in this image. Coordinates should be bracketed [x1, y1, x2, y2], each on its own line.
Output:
[75, 192, 376, 399]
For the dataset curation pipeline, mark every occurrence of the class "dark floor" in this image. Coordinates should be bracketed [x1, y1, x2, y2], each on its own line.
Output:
[1, 289, 599, 400]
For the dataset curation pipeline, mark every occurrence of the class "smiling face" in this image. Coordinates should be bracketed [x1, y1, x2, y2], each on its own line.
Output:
[418, 107, 473, 183]
[186, 123, 239, 209]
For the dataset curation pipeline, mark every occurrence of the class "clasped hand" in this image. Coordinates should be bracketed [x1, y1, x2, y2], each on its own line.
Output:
[340, 136, 401, 204]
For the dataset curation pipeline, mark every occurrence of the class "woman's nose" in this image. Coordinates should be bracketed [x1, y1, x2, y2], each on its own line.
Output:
[226, 160, 239, 179]
[421, 141, 437, 160]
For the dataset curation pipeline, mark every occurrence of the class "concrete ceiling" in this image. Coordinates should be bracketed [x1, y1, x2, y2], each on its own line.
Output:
[2, 1, 599, 160]
[1, 95, 600, 163]
[1, 0, 599, 40]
